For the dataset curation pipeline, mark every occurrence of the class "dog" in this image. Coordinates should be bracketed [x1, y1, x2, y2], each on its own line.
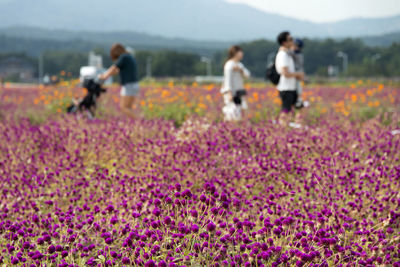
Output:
[67, 79, 106, 118]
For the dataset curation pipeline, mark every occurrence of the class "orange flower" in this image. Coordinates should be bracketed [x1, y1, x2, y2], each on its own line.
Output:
[198, 103, 207, 109]
[161, 90, 170, 99]
[253, 92, 259, 102]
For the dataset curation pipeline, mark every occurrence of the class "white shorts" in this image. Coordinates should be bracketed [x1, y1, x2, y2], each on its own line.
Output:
[121, 82, 140, 96]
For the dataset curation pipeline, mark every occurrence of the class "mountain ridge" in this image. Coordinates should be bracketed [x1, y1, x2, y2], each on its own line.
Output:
[1, 0, 400, 40]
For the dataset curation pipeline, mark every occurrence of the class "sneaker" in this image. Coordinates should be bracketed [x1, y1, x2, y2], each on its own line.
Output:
[391, 129, 400, 135]
[289, 122, 302, 129]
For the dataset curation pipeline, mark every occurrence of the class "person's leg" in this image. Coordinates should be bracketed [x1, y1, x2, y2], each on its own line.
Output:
[240, 97, 248, 120]
[290, 91, 302, 124]
[120, 96, 136, 118]
[293, 90, 303, 123]
[222, 93, 232, 121]
[278, 91, 292, 125]
[295, 81, 303, 108]
[120, 83, 139, 118]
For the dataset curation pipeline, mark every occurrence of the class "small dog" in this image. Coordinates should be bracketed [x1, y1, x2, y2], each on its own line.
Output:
[67, 79, 106, 118]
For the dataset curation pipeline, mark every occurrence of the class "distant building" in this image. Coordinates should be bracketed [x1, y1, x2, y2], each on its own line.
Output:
[88, 51, 103, 69]
[81, 51, 112, 85]
[327, 65, 339, 77]
[0, 57, 35, 82]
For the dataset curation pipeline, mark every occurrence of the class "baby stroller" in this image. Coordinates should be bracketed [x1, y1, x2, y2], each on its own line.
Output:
[67, 78, 106, 119]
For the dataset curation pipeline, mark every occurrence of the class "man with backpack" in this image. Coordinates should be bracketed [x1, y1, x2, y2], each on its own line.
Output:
[273, 31, 305, 125]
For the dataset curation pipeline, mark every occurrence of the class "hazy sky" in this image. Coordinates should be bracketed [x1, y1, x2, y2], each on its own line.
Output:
[225, 0, 400, 22]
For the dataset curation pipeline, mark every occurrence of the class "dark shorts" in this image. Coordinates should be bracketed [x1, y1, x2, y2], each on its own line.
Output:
[279, 90, 298, 112]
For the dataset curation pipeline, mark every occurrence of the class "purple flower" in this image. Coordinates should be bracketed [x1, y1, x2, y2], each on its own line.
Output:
[191, 224, 199, 233]
[207, 222, 216, 232]
[110, 251, 118, 258]
[122, 257, 130, 264]
[145, 260, 156, 267]
[48, 245, 56, 254]
[164, 216, 172, 225]
[153, 208, 161, 217]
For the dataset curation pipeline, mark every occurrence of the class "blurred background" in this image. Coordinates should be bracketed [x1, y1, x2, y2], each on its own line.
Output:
[0, 0, 400, 83]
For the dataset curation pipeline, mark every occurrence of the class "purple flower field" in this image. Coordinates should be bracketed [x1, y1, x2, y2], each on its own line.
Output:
[0, 84, 400, 266]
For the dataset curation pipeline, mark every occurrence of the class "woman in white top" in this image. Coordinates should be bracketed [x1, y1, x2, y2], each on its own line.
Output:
[221, 45, 251, 121]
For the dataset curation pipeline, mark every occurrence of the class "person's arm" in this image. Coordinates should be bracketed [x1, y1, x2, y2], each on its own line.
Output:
[234, 63, 251, 78]
[242, 67, 250, 78]
[98, 65, 119, 80]
[221, 63, 234, 99]
[280, 53, 304, 80]
[281, 66, 304, 80]
[298, 54, 305, 72]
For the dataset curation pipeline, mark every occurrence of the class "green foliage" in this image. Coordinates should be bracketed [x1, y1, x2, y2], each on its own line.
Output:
[350, 106, 380, 123]
[42, 51, 88, 77]
[135, 50, 203, 78]
[44, 96, 71, 114]
[380, 111, 394, 126]
[26, 111, 49, 125]
[141, 102, 194, 127]
[250, 106, 279, 124]
[1, 36, 400, 78]
[304, 108, 323, 125]
[215, 38, 400, 77]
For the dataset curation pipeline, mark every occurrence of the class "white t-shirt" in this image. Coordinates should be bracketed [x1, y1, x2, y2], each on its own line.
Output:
[221, 60, 250, 94]
[275, 49, 296, 91]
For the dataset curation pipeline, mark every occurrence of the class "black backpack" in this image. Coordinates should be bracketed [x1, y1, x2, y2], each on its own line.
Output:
[265, 63, 280, 85]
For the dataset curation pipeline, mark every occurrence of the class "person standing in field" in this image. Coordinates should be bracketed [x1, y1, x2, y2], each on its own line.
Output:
[275, 32, 305, 125]
[99, 43, 139, 118]
[291, 39, 307, 108]
[221, 45, 251, 121]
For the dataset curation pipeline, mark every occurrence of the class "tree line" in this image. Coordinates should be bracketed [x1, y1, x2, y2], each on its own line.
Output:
[1, 36, 400, 80]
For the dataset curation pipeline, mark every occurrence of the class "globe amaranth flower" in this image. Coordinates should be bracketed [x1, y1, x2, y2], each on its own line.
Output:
[207, 222, 216, 232]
